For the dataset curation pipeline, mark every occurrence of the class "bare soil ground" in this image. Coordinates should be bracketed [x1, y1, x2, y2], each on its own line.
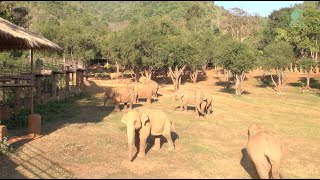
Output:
[1, 69, 320, 178]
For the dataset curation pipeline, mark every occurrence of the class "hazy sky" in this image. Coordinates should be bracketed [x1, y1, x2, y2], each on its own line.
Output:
[215, 1, 304, 17]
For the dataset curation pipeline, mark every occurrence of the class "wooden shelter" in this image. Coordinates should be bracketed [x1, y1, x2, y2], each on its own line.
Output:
[0, 17, 63, 114]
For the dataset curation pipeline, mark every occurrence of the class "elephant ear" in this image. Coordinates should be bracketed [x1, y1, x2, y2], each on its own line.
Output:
[110, 89, 116, 97]
[121, 113, 127, 124]
[141, 113, 150, 126]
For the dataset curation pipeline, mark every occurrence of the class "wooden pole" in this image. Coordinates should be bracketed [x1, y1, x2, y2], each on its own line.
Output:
[30, 49, 34, 114]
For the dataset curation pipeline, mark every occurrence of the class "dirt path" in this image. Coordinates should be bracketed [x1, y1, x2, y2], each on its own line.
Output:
[1, 70, 320, 178]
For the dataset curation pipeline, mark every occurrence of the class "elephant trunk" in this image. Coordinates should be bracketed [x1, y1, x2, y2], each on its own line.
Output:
[172, 94, 177, 110]
[127, 124, 135, 162]
[196, 101, 204, 115]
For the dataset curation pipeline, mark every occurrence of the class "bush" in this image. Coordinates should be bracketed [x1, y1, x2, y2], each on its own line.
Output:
[1, 92, 88, 130]
[0, 137, 12, 156]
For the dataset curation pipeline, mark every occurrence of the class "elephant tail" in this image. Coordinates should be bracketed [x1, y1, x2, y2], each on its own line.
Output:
[170, 121, 176, 133]
[170, 120, 179, 139]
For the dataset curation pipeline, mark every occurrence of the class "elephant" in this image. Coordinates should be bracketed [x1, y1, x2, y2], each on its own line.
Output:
[127, 82, 154, 104]
[104, 86, 136, 112]
[200, 92, 213, 117]
[172, 89, 206, 117]
[110, 72, 123, 80]
[138, 76, 149, 83]
[139, 77, 159, 99]
[121, 107, 175, 161]
[246, 124, 283, 179]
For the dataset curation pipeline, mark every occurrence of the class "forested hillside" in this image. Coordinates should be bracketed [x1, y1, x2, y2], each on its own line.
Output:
[1, 1, 319, 93]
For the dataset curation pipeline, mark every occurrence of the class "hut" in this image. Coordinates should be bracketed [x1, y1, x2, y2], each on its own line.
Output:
[0, 17, 63, 136]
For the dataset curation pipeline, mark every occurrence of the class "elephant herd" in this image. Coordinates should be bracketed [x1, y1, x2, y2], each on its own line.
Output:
[102, 77, 284, 179]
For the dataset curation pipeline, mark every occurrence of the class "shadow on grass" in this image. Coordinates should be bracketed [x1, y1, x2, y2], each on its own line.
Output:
[288, 77, 320, 89]
[131, 131, 179, 162]
[145, 132, 179, 155]
[218, 88, 251, 95]
[0, 154, 26, 179]
[240, 148, 259, 179]
[253, 75, 274, 88]
[240, 148, 283, 179]
[0, 143, 74, 178]
[5, 80, 119, 149]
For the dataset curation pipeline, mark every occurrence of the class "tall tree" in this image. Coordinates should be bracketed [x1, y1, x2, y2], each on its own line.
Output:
[216, 40, 256, 95]
[260, 41, 295, 91]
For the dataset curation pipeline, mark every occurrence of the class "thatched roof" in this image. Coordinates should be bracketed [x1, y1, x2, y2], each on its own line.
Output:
[0, 17, 63, 52]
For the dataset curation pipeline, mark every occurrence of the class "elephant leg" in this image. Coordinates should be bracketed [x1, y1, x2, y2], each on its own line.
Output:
[152, 136, 161, 150]
[270, 158, 281, 179]
[114, 102, 120, 112]
[103, 93, 107, 107]
[124, 102, 128, 109]
[147, 97, 152, 104]
[138, 129, 149, 158]
[184, 104, 188, 112]
[163, 132, 174, 151]
[209, 104, 213, 116]
[254, 158, 271, 179]
[179, 103, 184, 111]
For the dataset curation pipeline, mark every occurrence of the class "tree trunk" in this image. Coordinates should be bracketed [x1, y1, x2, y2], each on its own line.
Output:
[224, 69, 229, 82]
[306, 71, 310, 89]
[169, 66, 186, 91]
[298, 65, 302, 73]
[116, 62, 120, 73]
[190, 71, 198, 84]
[164, 68, 168, 84]
[177, 75, 182, 90]
[270, 73, 278, 91]
[235, 74, 243, 95]
[134, 67, 139, 82]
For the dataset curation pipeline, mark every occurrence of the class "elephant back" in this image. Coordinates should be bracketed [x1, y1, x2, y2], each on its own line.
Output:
[127, 82, 142, 91]
[139, 108, 167, 135]
[115, 87, 133, 101]
[183, 89, 197, 104]
[247, 124, 283, 161]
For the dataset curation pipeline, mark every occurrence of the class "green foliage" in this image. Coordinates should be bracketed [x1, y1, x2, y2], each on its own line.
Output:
[35, 92, 88, 125]
[82, 1, 217, 23]
[297, 57, 315, 72]
[216, 39, 256, 75]
[1, 91, 88, 130]
[260, 41, 295, 70]
[1, 108, 30, 130]
[260, 7, 294, 48]
[0, 137, 12, 156]
[261, 1, 320, 61]
[0, 1, 31, 27]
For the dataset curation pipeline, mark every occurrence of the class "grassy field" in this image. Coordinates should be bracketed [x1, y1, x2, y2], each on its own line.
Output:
[1, 69, 320, 178]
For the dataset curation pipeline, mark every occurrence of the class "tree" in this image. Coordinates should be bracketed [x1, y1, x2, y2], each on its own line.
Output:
[297, 57, 315, 88]
[185, 30, 218, 83]
[0, 1, 31, 28]
[260, 41, 295, 91]
[164, 34, 193, 91]
[222, 8, 262, 43]
[216, 41, 256, 95]
[259, 7, 294, 49]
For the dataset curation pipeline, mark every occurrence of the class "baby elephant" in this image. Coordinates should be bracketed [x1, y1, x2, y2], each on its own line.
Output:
[246, 124, 283, 179]
[121, 107, 175, 162]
